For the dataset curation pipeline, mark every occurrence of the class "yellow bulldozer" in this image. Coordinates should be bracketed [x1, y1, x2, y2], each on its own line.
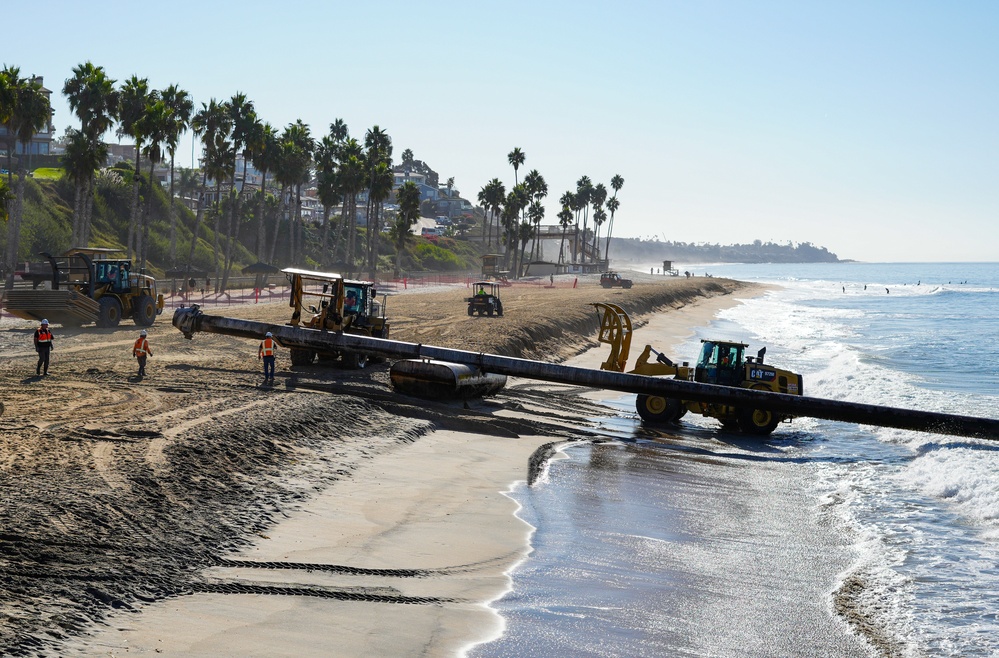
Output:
[592, 302, 803, 435]
[5, 248, 164, 328]
[283, 268, 389, 369]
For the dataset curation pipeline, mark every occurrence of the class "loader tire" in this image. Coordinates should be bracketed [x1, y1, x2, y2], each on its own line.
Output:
[342, 352, 368, 370]
[636, 395, 685, 424]
[98, 296, 122, 328]
[467, 305, 474, 316]
[290, 348, 315, 366]
[737, 407, 780, 435]
[133, 295, 156, 326]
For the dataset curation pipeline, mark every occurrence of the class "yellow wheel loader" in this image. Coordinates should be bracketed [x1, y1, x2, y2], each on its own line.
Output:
[283, 268, 389, 369]
[592, 303, 803, 435]
[6, 248, 164, 328]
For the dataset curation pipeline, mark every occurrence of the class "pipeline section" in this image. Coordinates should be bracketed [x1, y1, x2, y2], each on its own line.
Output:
[173, 306, 999, 440]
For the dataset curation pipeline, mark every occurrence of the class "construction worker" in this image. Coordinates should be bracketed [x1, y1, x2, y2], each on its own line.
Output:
[259, 331, 277, 384]
[33, 319, 53, 376]
[133, 330, 152, 377]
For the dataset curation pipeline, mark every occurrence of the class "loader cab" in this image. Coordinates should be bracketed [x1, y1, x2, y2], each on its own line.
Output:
[694, 340, 747, 387]
[95, 260, 131, 293]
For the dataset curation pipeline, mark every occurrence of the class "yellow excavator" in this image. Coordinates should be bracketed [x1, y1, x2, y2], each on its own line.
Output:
[592, 302, 803, 435]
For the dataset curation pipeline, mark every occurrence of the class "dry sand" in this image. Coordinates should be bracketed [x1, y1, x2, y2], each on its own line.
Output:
[0, 274, 758, 657]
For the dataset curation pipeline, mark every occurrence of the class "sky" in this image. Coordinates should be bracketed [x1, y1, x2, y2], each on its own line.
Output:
[7, 0, 998, 262]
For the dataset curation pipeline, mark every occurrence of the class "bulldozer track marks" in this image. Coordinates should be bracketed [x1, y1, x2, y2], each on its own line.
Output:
[191, 582, 462, 605]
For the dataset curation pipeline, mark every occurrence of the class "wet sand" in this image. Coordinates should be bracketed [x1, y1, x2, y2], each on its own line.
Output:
[0, 274, 755, 656]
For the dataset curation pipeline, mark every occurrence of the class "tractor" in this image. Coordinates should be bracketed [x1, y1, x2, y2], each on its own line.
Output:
[592, 302, 803, 435]
[467, 281, 504, 317]
[284, 268, 389, 368]
[6, 248, 164, 328]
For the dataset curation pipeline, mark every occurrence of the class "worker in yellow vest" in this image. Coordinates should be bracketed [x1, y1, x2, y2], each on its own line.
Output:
[132, 330, 152, 378]
[258, 331, 277, 385]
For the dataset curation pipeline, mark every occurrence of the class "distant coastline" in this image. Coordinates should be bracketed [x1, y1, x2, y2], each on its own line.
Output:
[609, 236, 841, 264]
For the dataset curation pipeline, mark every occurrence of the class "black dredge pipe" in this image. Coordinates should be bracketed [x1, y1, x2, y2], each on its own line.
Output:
[174, 306, 999, 440]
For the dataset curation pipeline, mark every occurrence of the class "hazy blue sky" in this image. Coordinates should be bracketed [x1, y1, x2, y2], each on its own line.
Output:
[9, 1, 998, 262]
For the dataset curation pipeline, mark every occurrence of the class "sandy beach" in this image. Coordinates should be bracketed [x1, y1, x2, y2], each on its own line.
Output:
[0, 274, 755, 657]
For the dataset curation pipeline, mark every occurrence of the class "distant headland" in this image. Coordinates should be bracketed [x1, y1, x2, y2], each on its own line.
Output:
[610, 237, 840, 264]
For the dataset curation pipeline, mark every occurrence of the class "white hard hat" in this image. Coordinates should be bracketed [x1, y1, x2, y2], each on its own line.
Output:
[265, 332, 273, 337]
[140, 330, 147, 336]
[41, 319, 49, 325]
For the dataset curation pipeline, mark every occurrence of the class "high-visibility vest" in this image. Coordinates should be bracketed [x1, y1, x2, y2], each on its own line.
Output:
[260, 338, 275, 357]
[36, 329, 53, 345]
[133, 337, 150, 356]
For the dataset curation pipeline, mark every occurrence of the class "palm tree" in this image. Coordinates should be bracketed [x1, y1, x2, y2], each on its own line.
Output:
[336, 139, 365, 270]
[574, 176, 592, 263]
[502, 185, 527, 272]
[118, 75, 156, 260]
[139, 98, 172, 270]
[589, 183, 608, 263]
[281, 120, 314, 265]
[249, 121, 279, 261]
[523, 169, 547, 260]
[314, 133, 342, 267]
[525, 200, 545, 269]
[62, 61, 119, 247]
[507, 147, 525, 186]
[363, 125, 392, 276]
[62, 129, 106, 246]
[484, 178, 505, 248]
[187, 99, 232, 274]
[392, 180, 421, 277]
[161, 84, 193, 265]
[367, 161, 394, 277]
[1, 70, 52, 287]
[556, 204, 573, 266]
[0, 66, 17, 185]
[219, 93, 256, 290]
[604, 174, 624, 261]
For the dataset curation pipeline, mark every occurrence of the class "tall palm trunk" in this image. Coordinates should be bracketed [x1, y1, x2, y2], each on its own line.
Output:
[220, 174, 239, 292]
[211, 192, 222, 293]
[140, 157, 156, 271]
[320, 205, 331, 268]
[83, 175, 96, 246]
[268, 185, 285, 267]
[127, 145, 142, 260]
[168, 155, 178, 265]
[187, 170, 208, 267]
[604, 211, 615, 262]
[558, 225, 568, 265]
[256, 171, 268, 262]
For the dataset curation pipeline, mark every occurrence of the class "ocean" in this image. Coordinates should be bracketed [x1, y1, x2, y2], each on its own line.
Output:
[471, 262, 999, 658]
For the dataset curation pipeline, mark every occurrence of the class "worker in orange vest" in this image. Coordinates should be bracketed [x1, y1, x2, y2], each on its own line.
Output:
[33, 319, 54, 376]
[132, 330, 152, 378]
[258, 331, 277, 385]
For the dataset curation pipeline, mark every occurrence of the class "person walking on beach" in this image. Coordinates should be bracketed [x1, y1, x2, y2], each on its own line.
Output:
[259, 331, 277, 385]
[132, 330, 152, 378]
[33, 319, 53, 376]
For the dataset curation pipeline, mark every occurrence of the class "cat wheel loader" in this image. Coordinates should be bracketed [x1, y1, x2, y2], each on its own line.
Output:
[284, 268, 389, 369]
[592, 302, 803, 435]
[6, 248, 164, 328]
